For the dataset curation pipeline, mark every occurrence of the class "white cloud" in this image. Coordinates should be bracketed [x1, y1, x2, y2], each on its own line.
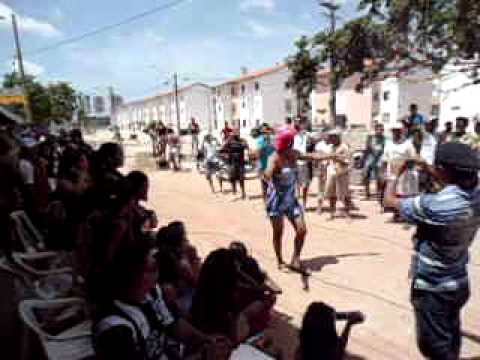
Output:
[0, 3, 61, 37]
[245, 21, 274, 39]
[4, 59, 45, 76]
[239, 0, 275, 12]
[144, 30, 166, 44]
[23, 60, 45, 76]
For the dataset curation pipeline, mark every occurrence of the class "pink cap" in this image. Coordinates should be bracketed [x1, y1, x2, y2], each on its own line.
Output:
[275, 128, 297, 152]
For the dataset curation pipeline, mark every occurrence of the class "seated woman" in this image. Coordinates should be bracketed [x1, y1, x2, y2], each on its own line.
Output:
[228, 242, 281, 334]
[156, 221, 201, 317]
[92, 241, 231, 360]
[190, 249, 276, 344]
[296, 302, 365, 360]
[125, 171, 158, 233]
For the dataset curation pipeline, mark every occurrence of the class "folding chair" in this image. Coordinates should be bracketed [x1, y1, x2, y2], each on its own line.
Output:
[10, 210, 46, 253]
[18, 298, 94, 360]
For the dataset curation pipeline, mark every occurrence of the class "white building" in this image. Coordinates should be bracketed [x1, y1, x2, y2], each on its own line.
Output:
[115, 83, 214, 135]
[311, 72, 375, 130]
[437, 63, 480, 130]
[376, 69, 434, 129]
[213, 64, 297, 137]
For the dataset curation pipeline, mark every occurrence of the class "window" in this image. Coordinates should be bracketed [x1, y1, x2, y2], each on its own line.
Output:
[383, 91, 390, 101]
[242, 119, 247, 128]
[214, 118, 218, 130]
[231, 86, 236, 96]
[431, 104, 440, 116]
[256, 119, 260, 127]
[254, 82, 260, 91]
[382, 113, 391, 123]
[232, 104, 236, 113]
[285, 99, 292, 114]
[241, 84, 245, 94]
[373, 92, 380, 102]
[242, 101, 246, 109]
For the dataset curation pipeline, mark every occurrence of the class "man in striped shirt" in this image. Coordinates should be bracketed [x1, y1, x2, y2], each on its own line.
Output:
[384, 142, 480, 360]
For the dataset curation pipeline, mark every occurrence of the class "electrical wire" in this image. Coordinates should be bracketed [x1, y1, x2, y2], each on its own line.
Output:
[25, 0, 192, 56]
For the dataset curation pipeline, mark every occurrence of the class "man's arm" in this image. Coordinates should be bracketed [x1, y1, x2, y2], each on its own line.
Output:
[298, 151, 335, 162]
[263, 155, 278, 182]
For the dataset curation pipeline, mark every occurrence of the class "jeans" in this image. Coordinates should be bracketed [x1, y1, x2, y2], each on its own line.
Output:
[411, 285, 470, 360]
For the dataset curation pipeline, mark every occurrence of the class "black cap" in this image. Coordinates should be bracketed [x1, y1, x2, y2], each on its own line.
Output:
[435, 142, 480, 171]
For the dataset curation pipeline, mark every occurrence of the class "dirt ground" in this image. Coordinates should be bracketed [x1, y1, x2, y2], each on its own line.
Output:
[122, 141, 480, 360]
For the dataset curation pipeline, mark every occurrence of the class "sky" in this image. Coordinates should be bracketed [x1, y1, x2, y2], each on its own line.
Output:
[0, 0, 358, 101]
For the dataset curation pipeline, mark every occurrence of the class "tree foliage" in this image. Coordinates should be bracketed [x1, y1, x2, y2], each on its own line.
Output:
[2, 72, 78, 124]
[310, 0, 480, 91]
[286, 36, 320, 116]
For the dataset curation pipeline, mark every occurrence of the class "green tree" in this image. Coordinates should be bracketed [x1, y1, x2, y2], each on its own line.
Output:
[286, 36, 320, 118]
[2, 72, 78, 124]
[48, 82, 78, 124]
[313, 16, 391, 91]
[3, 72, 51, 123]
[309, 1, 480, 92]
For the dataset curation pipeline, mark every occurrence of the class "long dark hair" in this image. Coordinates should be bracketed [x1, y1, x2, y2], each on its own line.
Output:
[89, 238, 154, 307]
[299, 302, 339, 360]
[190, 249, 239, 337]
[92, 142, 123, 174]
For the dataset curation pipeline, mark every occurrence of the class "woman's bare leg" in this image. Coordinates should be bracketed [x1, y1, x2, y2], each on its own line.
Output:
[270, 217, 284, 268]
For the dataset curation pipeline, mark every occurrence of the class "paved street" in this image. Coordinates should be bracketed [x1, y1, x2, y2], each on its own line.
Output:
[122, 141, 480, 360]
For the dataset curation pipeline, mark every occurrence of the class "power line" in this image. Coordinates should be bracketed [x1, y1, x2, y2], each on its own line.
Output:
[25, 0, 192, 57]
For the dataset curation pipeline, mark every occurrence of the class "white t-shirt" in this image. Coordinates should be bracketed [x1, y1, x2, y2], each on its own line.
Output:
[294, 131, 310, 165]
[203, 141, 217, 161]
[19, 159, 34, 185]
[406, 133, 437, 165]
[314, 140, 330, 154]
[381, 140, 419, 195]
[381, 140, 415, 179]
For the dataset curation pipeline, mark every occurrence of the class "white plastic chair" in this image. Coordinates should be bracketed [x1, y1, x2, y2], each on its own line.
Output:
[18, 298, 94, 360]
[10, 210, 46, 253]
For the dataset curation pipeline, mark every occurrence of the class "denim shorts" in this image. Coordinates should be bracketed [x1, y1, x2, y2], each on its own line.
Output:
[411, 285, 470, 360]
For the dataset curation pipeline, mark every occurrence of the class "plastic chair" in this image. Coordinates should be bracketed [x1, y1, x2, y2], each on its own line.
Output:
[10, 210, 46, 253]
[18, 298, 94, 360]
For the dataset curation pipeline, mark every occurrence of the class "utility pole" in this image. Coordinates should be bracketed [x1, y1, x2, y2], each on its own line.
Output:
[319, 1, 340, 127]
[11, 14, 33, 123]
[173, 73, 181, 135]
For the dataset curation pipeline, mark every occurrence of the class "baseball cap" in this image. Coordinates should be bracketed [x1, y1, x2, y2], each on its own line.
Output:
[435, 142, 480, 171]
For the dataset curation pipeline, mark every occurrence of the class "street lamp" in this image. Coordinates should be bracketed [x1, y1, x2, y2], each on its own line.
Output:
[1, 13, 33, 123]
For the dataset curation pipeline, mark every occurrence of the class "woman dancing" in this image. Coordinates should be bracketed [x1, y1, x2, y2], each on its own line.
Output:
[264, 128, 335, 271]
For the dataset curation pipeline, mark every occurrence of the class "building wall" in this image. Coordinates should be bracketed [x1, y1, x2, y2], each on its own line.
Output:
[439, 65, 480, 129]
[116, 84, 213, 134]
[311, 91, 331, 127]
[379, 77, 400, 129]
[339, 87, 373, 130]
[259, 68, 296, 129]
[398, 73, 434, 122]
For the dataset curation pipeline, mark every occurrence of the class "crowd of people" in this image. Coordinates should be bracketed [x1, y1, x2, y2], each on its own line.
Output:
[3, 98, 479, 359]
[191, 103, 480, 360]
[0, 123, 369, 360]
